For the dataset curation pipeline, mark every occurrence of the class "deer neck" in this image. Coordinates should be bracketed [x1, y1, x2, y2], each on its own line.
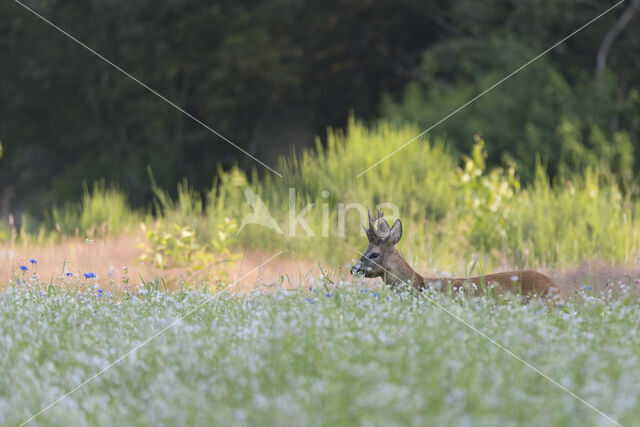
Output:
[383, 249, 425, 289]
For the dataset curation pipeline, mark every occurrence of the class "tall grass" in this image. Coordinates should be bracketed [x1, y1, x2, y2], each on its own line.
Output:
[222, 117, 458, 262]
[511, 167, 640, 266]
[215, 118, 640, 271]
[5, 118, 640, 272]
[45, 181, 137, 239]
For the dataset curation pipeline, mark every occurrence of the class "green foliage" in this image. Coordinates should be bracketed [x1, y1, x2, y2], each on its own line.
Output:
[46, 182, 136, 238]
[297, 116, 456, 221]
[138, 220, 239, 272]
[1, 0, 439, 214]
[457, 136, 521, 255]
[212, 120, 640, 270]
[215, 118, 458, 261]
[5, 0, 639, 215]
[382, 37, 640, 184]
[13, 118, 640, 271]
[512, 166, 639, 266]
[0, 224, 7, 242]
[557, 117, 635, 188]
[138, 176, 241, 275]
[452, 136, 640, 267]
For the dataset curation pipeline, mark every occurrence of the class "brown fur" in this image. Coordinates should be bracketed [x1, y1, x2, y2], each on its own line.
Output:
[352, 210, 561, 300]
[383, 248, 560, 298]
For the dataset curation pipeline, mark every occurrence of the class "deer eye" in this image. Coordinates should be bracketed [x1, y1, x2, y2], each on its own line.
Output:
[368, 253, 380, 259]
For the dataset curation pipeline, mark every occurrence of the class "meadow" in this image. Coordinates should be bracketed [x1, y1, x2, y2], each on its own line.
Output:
[3, 120, 640, 425]
[2, 276, 639, 426]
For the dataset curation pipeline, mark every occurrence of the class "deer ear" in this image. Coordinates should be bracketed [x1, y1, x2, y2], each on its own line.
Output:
[389, 219, 402, 245]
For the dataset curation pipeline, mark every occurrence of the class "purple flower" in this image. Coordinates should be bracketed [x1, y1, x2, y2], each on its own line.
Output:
[84, 272, 96, 279]
[20, 265, 28, 272]
[29, 259, 37, 264]
[66, 272, 73, 277]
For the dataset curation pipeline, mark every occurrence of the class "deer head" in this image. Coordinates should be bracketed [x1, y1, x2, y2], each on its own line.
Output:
[350, 209, 403, 279]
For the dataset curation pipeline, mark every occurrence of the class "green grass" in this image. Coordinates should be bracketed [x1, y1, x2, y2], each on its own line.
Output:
[219, 119, 640, 270]
[2, 276, 640, 426]
[36, 181, 140, 241]
[5, 118, 640, 273]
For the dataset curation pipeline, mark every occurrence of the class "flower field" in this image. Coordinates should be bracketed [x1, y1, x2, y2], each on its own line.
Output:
[2, 275, 639, 426]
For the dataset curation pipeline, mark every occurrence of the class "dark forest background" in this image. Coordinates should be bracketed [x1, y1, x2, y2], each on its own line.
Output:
[1, 0, 639, 218]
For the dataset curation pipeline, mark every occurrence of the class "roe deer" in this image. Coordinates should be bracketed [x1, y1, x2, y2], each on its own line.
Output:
[350, 210, 561, 300]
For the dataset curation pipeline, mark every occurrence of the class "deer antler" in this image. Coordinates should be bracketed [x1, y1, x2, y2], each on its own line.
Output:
[364, 208, 391, 240]
[368, 208, 376, 230]
[376, 210, 390, 236]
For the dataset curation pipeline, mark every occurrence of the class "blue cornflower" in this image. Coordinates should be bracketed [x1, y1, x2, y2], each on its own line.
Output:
[29, 259, 37, 264]
[325, 292, 335, 298]
[66, 272, 73, 277]
[84, 272, 96, 279]
[20, 265, 28, 272]
[373, 293, 378, 299]
[582, 284, 593, 291]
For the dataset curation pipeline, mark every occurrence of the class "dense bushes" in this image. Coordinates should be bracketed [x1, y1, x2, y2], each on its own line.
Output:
[381, 48, 639, 185]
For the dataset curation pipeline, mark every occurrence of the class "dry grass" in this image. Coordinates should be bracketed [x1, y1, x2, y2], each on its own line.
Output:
[553, 261, 640, 294]
[0, 234, 142, 285]
[0, 233, 321, 293]
[2, 233, 638, 296]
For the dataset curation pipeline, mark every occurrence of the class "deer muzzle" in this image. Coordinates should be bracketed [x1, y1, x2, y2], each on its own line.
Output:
[350, 262, 363, 275]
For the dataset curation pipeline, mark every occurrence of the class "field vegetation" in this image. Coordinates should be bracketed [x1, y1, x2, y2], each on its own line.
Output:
[3, 81, 640, 427]
[3, 119, 639, 279]
[2, 275, 639, 426]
